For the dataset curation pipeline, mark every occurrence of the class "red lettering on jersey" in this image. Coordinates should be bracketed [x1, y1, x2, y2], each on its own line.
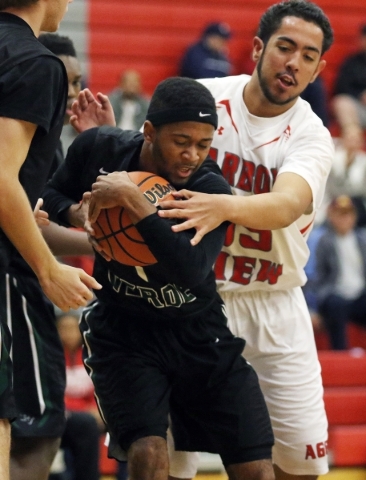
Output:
[221, 152, 241, 186]
[230, 256, 256, 285]
[236, 159, 255, 192]
[217, 126, 224, 135]
[305, 445, 316, 460]
[214, 251, 229, 281]
[224, 223, 235, 247]
[271, 168, 278, 183]
[256, 259, 283, 284]
[218, 100, 238, 133]
[209, 147, 218, 163]
[254, 164, 271, 194]
[239, 228, 272, 252]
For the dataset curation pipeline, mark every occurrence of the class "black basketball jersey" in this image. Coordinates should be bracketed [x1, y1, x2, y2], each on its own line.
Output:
[0, 13, 67, 271]
[43, 127, 232, 321]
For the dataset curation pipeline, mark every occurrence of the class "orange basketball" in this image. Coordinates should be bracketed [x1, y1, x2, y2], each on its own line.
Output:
[92, 171, 175, 266]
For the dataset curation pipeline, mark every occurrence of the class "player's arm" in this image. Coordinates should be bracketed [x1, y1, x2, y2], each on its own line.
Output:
[88, 170, 230, 287]
[34, 198, 93, 256]
[0, 118, 101, 310]
[41, 222, 93, 257]
[88, 171, 156, 225]
[158, 172, 312, 245]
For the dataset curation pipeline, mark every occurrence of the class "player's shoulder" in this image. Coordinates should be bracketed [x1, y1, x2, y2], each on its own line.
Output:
[291, 98, 332, 141]
[97, 126, 143, 146]
[197, 74, 250, 96]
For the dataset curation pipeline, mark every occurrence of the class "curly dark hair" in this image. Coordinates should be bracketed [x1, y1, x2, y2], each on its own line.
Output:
[0, 0, 38, 9]
[38, 33, 77, 57]
[148, 77, 216, 114]
[257, 0, 334, 55]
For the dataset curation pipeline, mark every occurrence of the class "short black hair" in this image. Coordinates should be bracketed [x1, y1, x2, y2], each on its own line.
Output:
[38, 33, 77, 58]
[148, 77, 216, 115]
[257, 0, 334, 55]
[0, 0, 38, 8]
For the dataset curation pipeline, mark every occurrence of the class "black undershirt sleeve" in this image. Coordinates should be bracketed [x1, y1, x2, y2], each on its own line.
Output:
[43, 128, 100, 226]
[135, 170, 231, 288]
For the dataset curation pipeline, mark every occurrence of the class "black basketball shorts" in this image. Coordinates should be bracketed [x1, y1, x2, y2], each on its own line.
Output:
[80, 300, 274, 467]
[0, 273, 66, 437]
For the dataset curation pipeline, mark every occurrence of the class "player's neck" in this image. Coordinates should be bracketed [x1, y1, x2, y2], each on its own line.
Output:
[3, 4, 44, 36]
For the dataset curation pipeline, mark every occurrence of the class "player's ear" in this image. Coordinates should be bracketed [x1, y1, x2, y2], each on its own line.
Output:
[143, 120, 156, 143]
[310, 59, 326, 83]
[252, 36, 264, 63]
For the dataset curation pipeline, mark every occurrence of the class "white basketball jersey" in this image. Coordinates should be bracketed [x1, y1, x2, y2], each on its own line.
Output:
[199, 75, 334, 292]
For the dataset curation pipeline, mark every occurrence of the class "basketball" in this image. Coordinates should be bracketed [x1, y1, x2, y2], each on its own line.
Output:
[92, 171, 175, 266]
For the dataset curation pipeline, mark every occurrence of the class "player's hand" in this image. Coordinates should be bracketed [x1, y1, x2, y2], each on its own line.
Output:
[89, 171, 135, 223]
[158, 190, 226, 245]
[38, 261, 102, 312]
[70, 88, 116, 133]
[66, 193, 91, 229]
[84, 219, 112, 261]
[33, 198, 50, 227]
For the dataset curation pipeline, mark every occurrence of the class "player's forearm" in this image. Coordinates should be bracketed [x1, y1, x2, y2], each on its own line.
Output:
[122, 186, 157, 223]
[225, 192, 301, 230]
[41, 222, 93, 256]
[0, 180, 60, 277]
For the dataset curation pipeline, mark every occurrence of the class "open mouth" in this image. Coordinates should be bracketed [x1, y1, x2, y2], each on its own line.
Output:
[278, 74, 296, 88]
[177, 166, 195, 178]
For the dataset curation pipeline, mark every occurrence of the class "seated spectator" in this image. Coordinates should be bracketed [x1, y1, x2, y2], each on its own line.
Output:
[179, 21, 232, 79]
[332, 24, 366, 134]
[107, 70, 150, 130]
[315, 125, 366, 225]
[301, 76, 329, 127]
[49, 311, 103, 480]
[313, 196, 366, 350]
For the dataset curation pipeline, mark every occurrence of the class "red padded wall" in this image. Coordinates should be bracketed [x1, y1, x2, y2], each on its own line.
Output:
[88, 0, 366, 99]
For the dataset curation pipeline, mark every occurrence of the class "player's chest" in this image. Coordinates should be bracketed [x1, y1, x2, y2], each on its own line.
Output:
[209, 130, 289, 195]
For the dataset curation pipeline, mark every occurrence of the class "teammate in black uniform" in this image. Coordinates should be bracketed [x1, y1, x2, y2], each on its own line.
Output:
[0, 32, 96, 480]
[0, 2, 100, 479]
[43, 77, 275, 480]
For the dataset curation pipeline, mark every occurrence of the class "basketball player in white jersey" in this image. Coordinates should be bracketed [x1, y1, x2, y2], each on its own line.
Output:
[158, 1, 335, 479]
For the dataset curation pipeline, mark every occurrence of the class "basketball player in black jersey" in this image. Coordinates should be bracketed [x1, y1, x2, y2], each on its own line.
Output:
[0, 2, 100, 479]
[43, 77, 275, 480]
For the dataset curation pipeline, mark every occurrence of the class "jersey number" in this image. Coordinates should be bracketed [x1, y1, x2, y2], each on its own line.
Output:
[224, 223, 272, 252]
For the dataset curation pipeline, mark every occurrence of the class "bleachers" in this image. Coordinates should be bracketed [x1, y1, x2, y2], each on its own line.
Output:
[319, 349, 366, 467]
[89, 0, 366, 101]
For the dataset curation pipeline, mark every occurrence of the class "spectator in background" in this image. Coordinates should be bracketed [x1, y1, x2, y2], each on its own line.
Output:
[332, 24, 366, 134]
[313, 195, 366, 350]
[179, 22, 232, 79]
[314, 125, 366, 226]
[301, 76, 329, 126]
[108, 70, 150, 131]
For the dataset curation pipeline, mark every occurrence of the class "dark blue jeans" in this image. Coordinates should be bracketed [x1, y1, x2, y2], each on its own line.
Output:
[318, 292, 366, 350]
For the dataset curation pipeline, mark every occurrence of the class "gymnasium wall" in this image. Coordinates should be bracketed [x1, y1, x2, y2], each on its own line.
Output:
[59, 0, 366, 101]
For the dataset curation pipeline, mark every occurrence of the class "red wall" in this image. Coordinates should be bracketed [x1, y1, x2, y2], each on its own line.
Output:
[88, 0, 366, 99]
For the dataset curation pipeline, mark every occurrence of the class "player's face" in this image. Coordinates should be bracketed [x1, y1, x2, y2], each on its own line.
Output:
[59, 54, 82, 125]
[254, 16, 326, 107]
[145, 121, 214, 186]
[41, 0, 73, 33]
